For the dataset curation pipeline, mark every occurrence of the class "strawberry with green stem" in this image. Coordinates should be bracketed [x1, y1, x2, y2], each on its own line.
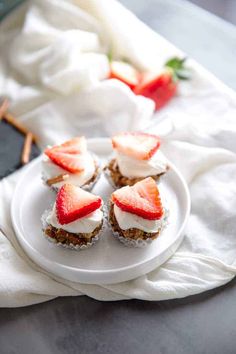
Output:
[134, 57, 191, 110]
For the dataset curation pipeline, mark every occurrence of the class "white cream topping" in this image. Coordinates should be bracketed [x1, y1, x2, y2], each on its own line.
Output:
[42, 152, 95, 188]
[114, 205, 164, 233]
[115, 149, 168, 178]
[46, 205, 103, 235]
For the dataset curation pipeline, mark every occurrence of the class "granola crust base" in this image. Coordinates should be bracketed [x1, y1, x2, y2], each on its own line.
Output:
[44, 222, 103, 246]
[105, 158, 167, 188]
[109, 203, 161, 241]
[46, 159, 99, 188]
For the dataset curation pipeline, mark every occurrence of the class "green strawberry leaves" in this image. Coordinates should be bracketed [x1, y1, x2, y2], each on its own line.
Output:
[165, 57, 191, 81]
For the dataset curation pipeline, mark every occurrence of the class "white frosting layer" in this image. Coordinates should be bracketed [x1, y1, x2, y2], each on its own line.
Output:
[42, 152, 95, 188]
[46, 205, 103, 235]
[114, 205, 164, 233]
[115, 149, 168, 178]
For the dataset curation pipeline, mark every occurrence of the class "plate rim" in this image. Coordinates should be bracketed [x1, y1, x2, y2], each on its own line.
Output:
[11, 137, 191, 283]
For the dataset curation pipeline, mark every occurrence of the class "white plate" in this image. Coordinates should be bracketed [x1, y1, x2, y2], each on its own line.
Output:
[11, 138, 190, 284]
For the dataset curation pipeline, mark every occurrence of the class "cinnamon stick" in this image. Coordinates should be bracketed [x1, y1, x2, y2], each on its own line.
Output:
[0, 99, 9, 120]
[47, 174, 69, 186]
[3, 112, 38, 142]
[21, 132, 33, 165]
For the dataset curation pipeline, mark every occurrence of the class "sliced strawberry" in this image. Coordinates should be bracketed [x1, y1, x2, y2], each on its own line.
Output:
[112, 177, 163, 220]
[45, 137, 88, 173]
[112, 132, 161, 160]
[46, 151, 88, 173]
[134, 69, 177, 110]
[110, 61, 140, 90]
[45, 137, 87, 156]
[134, 57, 190, 110]
[56, 184, 102, 224]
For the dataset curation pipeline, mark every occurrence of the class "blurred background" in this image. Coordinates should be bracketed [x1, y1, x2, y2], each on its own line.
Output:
[188, 0, 236, 24]
[121, 0, 236, 25]
[1, 0, 236, 89]
[1, 0, 235, 24]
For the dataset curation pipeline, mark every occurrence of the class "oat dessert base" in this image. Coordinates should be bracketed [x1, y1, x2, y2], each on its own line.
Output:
[108, 203, 168, 248]
[104, 158, 168, 188]
[41, 210, 104, 250]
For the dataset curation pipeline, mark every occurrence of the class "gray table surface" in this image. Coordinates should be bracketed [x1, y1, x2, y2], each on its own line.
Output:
[1, 1, 236, 354]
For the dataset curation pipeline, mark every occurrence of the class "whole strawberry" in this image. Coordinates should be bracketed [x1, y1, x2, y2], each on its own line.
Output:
[134, 57, 191, 110]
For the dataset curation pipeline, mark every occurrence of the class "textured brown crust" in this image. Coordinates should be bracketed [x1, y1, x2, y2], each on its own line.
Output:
[104, 158, 168, 188]
[46, 159, 99, 187]
[109, 203, 161, 240]
[44, 222, 103, 246]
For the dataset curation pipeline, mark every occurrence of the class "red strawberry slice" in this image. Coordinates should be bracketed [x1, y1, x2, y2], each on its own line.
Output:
[112, 177, 163, 220]
[56, 184, 102, 224]
[134, 57, 191, 110]
[112, 132, 161, 160]
[110, 61, 140, 90]
[45, 137, 88, 173]
[45, 137, 87, 155]
[134, 69, 177, 110]
[46, 151, 88, 173]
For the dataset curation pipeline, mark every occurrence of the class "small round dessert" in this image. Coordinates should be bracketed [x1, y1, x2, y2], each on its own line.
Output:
[109, 177, 167, 247]
[42, 137, 100, 191]
[104, 132, 169, 188]
[42, 184, 104, 250]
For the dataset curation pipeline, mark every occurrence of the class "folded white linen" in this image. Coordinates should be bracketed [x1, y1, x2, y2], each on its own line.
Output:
[16, 79, 154, 147]
[0, 0, 235, 307]
[1, 0, 155, 134]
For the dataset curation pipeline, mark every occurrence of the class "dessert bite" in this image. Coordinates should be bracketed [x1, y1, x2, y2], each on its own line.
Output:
[42, 184, 104, 249]
[104, 132, 168, 188]
[42, 137, 100, 191]
[109, 177, 167, 247]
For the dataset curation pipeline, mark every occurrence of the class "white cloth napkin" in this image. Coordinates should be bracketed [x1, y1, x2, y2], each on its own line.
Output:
[0, 0, 236, 307]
